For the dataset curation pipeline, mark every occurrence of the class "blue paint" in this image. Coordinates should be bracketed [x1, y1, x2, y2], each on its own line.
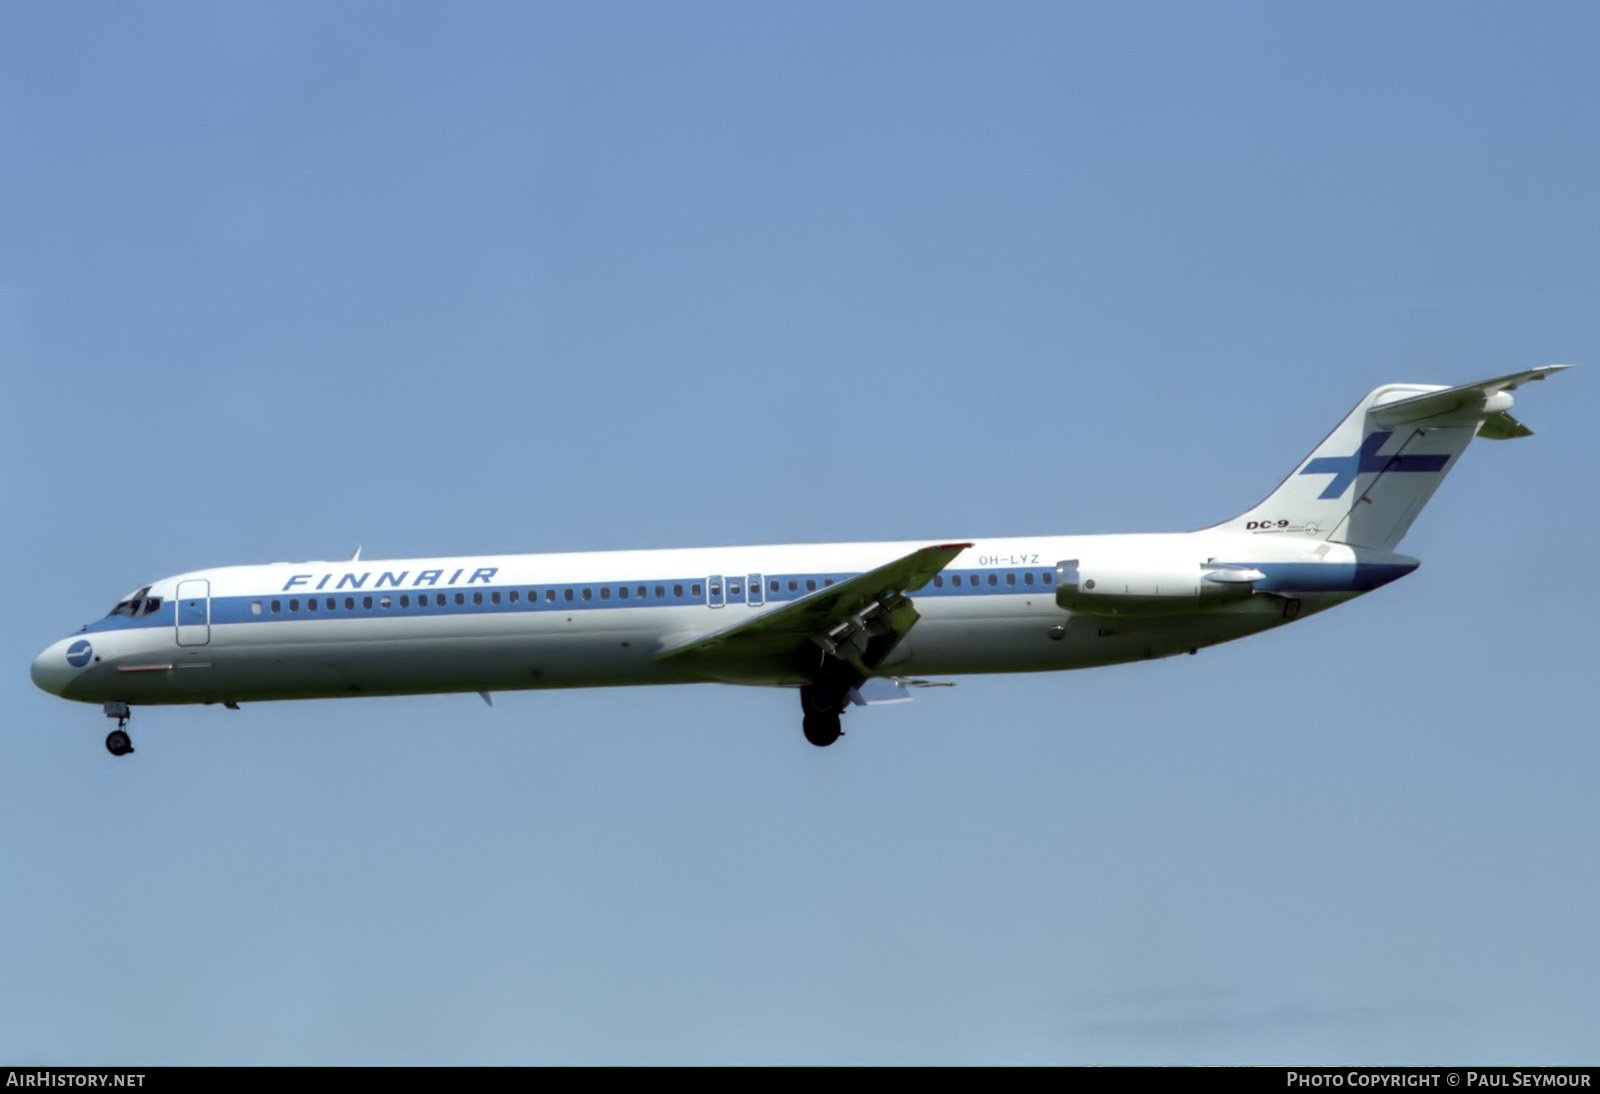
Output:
[1238, 560, 1418, 593]
[1300, 432, 1449, 500]
[67, 558, 1413, 639]
[82, 603, 175, 633]
[66, 639, 92, 667]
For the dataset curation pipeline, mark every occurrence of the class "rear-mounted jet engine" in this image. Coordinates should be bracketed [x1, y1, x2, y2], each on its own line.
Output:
[1054, 559, 1265, 617]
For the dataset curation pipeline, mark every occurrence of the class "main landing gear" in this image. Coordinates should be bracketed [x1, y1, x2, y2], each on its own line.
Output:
[800, 683, 847, 748]
[103, 701, 134, 757]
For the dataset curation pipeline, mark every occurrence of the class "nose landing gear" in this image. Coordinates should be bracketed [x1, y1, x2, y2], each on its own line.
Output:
[103, 701, 134, 757]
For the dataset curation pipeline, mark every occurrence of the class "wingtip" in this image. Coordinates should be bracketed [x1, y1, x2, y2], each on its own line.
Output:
[1530, 363, 1574, 380]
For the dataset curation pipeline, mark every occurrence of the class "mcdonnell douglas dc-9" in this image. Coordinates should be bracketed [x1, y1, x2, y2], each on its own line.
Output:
[32, 367, 1567, 756]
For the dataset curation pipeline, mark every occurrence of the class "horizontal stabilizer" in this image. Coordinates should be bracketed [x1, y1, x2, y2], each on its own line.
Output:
[1371, 364, 1569, 432]
[1477, 412, 1533, 440]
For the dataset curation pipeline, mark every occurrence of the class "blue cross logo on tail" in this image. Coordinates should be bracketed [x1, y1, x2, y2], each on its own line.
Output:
[1300, 432, 1450, 500]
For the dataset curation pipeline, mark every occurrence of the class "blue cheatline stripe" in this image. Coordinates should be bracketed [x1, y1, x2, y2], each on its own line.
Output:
[71, 561, 1414, 636]
[82, 604, 176, 632]
[78, 567, 1064, 633]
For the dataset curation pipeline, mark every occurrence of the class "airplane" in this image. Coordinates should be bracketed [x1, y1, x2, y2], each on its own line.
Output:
[31, 366, 1568, 757]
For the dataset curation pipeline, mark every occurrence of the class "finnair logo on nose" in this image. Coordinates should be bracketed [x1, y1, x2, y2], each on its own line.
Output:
[66, 640, 92, 667]
[1300, 432, 1449, 500]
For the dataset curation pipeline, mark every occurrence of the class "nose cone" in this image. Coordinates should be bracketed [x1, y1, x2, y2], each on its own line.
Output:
[32, 637, 90, 697]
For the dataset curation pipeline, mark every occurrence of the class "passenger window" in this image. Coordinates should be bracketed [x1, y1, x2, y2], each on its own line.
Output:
[545, 589, 555, 602]
[401, 595, 411, 607]
[365, 596, 375, 608]
[952, 575, 962, 587]
[933, 575, 944, 587]
[564, 588, 574, 602]
[770, 580, 779, 593]
[637, 586, 647, 598]
[509, 590, 518, 603]
[491, 591, 501, 604]
[655, 585, 666, 598]
[1042, 571, 1053, 585]
[271, 600, 281, 613]
[454, 593, 464, 606]
[673, 584, 683, 597]
[600, 587, 610, 600]
[824, 578, 834, 587]
[325, 598, 334, 610]
[1006, 572, 1016, 586]
[691, 584, 702, 597]
[787, 579, 797, 591]
[710, 583, 721, 597]
[806, 579, 816, 591]
[251, 601, 262, 615]
[618, 586, 628, 600]
[988, 573, 997, 586]
[289, 599, 300, 611]
[381, 596, 392, 609]
[1024, 572, 1034, 586]
[473, 592, 482, 605]
[728, 582, 741, 597]
[582, 588, 592, 601]
[436, 594, 446, 606]
[345, 597, 355, 610]
[307, 599, 318, 611]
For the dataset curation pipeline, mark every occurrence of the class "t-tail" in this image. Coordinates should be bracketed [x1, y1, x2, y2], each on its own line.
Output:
[1212, 365, 1570, 551]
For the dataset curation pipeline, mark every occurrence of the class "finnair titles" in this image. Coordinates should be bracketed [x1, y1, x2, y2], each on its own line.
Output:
[32, 367, 1568, 756]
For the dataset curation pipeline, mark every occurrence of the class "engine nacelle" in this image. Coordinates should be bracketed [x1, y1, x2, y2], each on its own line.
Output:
[1055, 558, 1264, 617]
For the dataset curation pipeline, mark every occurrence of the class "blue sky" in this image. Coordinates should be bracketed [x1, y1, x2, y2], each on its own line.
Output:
[3, 1, 1597, 1064]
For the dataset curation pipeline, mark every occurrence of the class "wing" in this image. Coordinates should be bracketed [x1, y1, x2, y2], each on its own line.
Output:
[654, 542, 971, 673]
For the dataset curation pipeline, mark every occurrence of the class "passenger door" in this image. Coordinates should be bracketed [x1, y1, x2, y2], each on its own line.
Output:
[175, 579, 210, 646]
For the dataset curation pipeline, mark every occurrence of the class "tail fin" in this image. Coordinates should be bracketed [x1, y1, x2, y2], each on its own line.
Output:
[1212, 365, 1570, 551]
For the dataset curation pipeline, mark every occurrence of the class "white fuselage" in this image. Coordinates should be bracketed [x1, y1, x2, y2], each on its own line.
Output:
[30, 529, 1413, 708]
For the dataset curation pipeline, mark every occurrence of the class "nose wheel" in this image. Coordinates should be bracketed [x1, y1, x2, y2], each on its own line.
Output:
[103, 701, 134, 757]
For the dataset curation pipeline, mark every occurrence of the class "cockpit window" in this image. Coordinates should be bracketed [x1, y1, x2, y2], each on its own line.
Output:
[105, 586, 155, 618]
